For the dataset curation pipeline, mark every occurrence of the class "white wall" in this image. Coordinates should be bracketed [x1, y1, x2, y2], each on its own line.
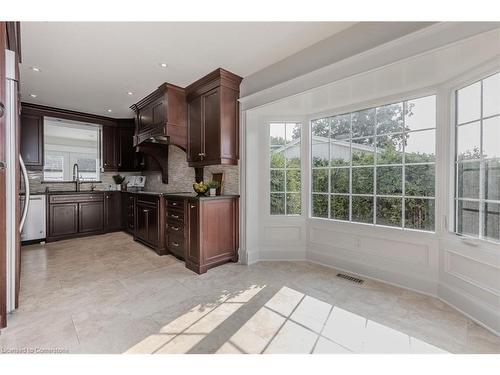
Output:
[241, 25, 500, 335]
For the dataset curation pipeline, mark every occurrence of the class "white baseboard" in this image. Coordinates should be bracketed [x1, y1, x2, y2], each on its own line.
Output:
[307, 248, 438, 295]
[438, 283, 500, 337]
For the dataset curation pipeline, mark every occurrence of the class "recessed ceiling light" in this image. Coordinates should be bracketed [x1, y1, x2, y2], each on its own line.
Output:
[29, 93, 37, 98]
[127, 91, 133, 96]
[30, 67, 41, 72]
[159, 63, 168, 68]
[107, 109, 113, 113]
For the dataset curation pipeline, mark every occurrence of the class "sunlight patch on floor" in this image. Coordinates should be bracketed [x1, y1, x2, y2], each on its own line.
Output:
[125, 284, 265, 354]
[217, 286, 449, 354]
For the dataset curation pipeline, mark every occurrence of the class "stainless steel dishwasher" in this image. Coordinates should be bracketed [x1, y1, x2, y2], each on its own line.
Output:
[20, 194, 46, 243]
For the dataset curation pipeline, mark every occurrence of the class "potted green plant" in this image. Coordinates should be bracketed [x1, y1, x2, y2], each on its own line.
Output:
[206, 180, 220, 197]
[112, 174, 125, 191]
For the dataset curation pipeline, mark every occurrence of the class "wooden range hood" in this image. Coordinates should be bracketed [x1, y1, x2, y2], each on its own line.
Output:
[130, 83, 187, 183]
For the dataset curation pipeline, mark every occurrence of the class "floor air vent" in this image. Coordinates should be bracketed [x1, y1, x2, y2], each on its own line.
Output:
[336, 273, 364, 284]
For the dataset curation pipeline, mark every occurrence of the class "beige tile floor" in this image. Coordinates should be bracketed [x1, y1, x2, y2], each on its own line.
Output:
[0, 232, 498, 354]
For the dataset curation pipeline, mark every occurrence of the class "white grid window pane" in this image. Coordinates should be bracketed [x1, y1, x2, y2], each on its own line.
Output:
[454, 71, 500, 243]
[311, 95, 436, 231]
[270, 122, 302, 216]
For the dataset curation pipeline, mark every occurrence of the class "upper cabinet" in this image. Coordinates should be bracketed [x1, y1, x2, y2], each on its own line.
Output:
[130, 83, 187, 149]
[102, 125, 118, 172]
[20, 111, 44, 170]
[117, 119, 144, 171]
[186, 68, 242, 167]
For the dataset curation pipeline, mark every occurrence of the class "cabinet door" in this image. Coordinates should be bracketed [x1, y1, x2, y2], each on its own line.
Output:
[118, 126, 134, 171]
[151, 98, 165, 130]
[135, 201, 150, 243]
[104, 192, 121, 232]
[187, 95, 202, 163]
[78, 201, 104, 234]
[146, 206, 159, 247]
[49, 203, 78, 237]
[127, 195, 136, 232]
[20, 113, 43, 169]
[102, 126, 117, 171]
[202, 88, 220, 163]
[186, 200, 200, 265]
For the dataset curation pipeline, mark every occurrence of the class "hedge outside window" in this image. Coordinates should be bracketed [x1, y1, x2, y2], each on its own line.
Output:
[311, 95, 436, 231]
[270, 123, 302, 215]
[455, 72, 500, 242]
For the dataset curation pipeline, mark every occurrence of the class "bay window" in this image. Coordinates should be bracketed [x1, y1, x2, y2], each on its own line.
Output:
[311, 95, 436, 231]
[455, 72, 500, 242]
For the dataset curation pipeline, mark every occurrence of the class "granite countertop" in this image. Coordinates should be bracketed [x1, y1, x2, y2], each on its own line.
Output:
[22, 190, 239, 199]
[162, 192, 240, 200]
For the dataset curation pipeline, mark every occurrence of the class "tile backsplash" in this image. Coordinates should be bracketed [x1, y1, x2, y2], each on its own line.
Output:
[23, 171, 142, 193]
[144, 146, 240, 195]
[25, 145, 239, 195]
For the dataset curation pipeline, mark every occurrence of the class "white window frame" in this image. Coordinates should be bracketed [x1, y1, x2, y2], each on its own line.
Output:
[307, 89, 439, 234]
[268, 121, 304, 216]
[452, 70, 500, 243]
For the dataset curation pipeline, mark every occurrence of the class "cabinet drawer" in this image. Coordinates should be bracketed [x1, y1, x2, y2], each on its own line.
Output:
[166, 221, 184, 235]
[167, 233, 185, 257]
[167, 209, 184, 222]
[167, 198, 184, 210]
[49, 194, 103, 204]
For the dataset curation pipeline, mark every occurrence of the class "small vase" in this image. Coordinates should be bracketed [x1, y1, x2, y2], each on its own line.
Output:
[209, 188, 216, 197]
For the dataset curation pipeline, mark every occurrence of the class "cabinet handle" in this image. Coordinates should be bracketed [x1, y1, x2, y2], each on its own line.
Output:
[190, 205, 196, 209]
[171, 226, 179, 231]
[171, 214, 179, 219]
[143, 209, 149, 213]
[171, 202, 177, 206]
[172, 242, 179, 247]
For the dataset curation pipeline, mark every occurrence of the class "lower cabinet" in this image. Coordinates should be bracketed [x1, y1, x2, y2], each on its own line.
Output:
[79, 202, 104, 234]
[134, 195, 166, 254]
[48, 203, 78, 238]
[122, 193, 136, 234]
[47, 193, 104, 241]
[104, 192, 122, 232]
[164, 195, 239, 274]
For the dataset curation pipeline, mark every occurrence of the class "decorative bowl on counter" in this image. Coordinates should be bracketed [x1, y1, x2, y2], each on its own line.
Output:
[192, 181, 208, 196]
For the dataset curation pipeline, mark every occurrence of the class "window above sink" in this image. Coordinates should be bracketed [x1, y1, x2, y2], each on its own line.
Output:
[43, 117, 102, 182]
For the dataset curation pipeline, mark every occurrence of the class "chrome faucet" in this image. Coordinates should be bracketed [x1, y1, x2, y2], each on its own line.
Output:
[72, 163, 81, 192]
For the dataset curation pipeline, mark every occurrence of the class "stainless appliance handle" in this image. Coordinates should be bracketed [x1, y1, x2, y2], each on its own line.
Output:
[20, 155, 30, 232]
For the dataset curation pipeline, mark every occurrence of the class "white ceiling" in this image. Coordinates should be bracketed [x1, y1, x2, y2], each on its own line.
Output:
[19, 22, 355, 117]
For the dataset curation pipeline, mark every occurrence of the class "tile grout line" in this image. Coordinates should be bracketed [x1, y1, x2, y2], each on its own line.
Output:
[309, 304, 335, 354]
[260, 293, 307, 354]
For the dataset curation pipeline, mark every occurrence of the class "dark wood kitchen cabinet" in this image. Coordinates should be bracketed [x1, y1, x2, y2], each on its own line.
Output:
[164, 195, 239, 274]
[117, 119, 144, 171]
[165, 198, 187, 259]
[104, 191, 121, 232]
[122, 192, 136, 234]
[79, 201, 104, 234]
[20, 112, 44, 170]
[47, 193, 104, 241]
[186, 68, 242, 167]
[102, 125, 118, 171]
[48, 203, 78, 238]
[134, 194, 166, 254]
[130, 83, 187, 149]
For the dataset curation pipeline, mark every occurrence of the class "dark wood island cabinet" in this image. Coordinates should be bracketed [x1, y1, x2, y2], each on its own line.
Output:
[164, 194, 239, 274]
